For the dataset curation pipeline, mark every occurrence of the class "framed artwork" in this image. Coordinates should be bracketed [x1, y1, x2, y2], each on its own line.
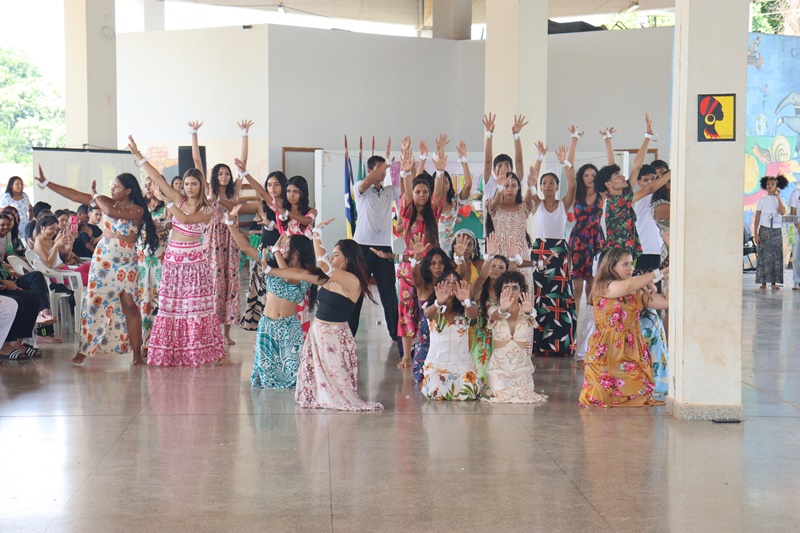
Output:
[698, 94, 736, 141]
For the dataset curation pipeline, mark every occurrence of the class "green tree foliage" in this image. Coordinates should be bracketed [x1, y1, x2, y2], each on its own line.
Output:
[751, 1, 784, 34]
[0, 48, 65, 164]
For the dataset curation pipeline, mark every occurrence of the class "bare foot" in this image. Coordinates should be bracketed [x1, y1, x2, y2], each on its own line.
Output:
[759, 285, 767, 290]
[397, 355, 411, 368]
[37, 334, 63, 343]
[217, 356, 229, 366]
[224, 336, 236, 346]
[72, 353, 87, 364]
[132, 355, 146, 365]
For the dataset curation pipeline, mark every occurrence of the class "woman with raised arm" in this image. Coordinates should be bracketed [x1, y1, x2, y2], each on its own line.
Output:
[421, 270, 482, 401]
[431, 139, 472, 254]
[138, 176, 171, 355]
[579, 248, 669, 407]
[485, 272, 548, 403]
[451, 229, 482, 285]
[128, 135, 227, 367]
[566, 126, 604, 317]
[530, 143, 578, 357]
[188, 120, 244, 345]
[36, 164, 157, 365]
[269, 218, 382, 411]
[225, 205, 318, 389]
[754, 175, 788, 290]
[237, 168, 288, 330]
[396, 145, 440, 369]
[404, 233, 453, 385]
[467, 233, 513, 385]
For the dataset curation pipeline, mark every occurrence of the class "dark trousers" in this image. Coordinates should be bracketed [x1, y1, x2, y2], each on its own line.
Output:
[1, 290, 39, 342]
[348, 245, 398, 340]
[15, 271, 50, 312]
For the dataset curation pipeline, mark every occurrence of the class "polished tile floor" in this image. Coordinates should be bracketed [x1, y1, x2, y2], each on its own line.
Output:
[0, 272, 797, 532]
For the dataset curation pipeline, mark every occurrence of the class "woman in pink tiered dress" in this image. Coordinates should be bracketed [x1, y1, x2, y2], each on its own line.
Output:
[129, 136, 227, 367]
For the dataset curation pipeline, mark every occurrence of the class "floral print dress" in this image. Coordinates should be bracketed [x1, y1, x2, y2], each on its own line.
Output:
[579, 291, 662, 407]
[79, 216, 140, 357]
[138, 204, 169, 348]
[421, 314, 482, 401]
[568, 196, 605, 279]
[602, 186, 642, 259]
[204, 199, 241, 325]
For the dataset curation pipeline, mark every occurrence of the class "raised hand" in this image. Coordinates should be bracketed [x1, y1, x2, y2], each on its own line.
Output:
[535, 140, 548, 156]
[257, 205, 267, 222]
[567, 124, 584, 138]
[454, 280, 470, 302]
[237, 119, 254, 132]
[485, 232, 499, 256]
[401, 136, 411, 154]
[527, 164, 539, 188]
[229, 204, 242, 218]
[456, 140, 467, 159]
[435, 133, 450, 151]
[90, 180, 98, 197]
[385, 137, 392, 159]
[188, 120, 203, 131]
[233, 157, 247, 173]
[35, 164, 46, 184]
[418, 139, 428, 158]
[519, 291, 533, 314]
[369, 247, 394, 260]
[645, 112, 654, 135]
[434, 281, 450, 305]
[411, 233, 429, 258]
[512, 114, 529, 134]
[483, 113, 496, 133]
[434, 150, 447, 172]
[499, 286, 514, 312]
[316, 218, 335, 230]
[555, 144, 568, 163]
[401, 150, 415, 172]
[506, 237, 520, 259]
[127, 135, 141, 156]
[453, 233, 469, 258]
[599, 127, 617, 137]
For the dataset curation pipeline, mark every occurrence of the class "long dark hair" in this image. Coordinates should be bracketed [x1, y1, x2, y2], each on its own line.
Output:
[263, 171, 288, 222]
[479, 255, 509, 319]
[420, 247, 453, 285]
[286, 175, 311, 216]
[1, 209, 20, 240]
[651, 182, 671, 206]
[575, 163, 598, 206]
[505, 173, 524, 204]
[406, 176, 439, 249]
[5, 176, 23, 196]
[440, 171, 456, 206]
[210, 163, 235, 199]
[117, 173, 159, 254]
[34, 214, 59, 238]
[285, 235, 322, 310]
[424, 269, 465, 316]
[335, 239, 376, 303]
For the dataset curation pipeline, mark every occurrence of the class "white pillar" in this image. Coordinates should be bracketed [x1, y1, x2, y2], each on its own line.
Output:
[432, 0, 472, 40]
[143, 0, 165, 31]
[484, 0, 548, 160]
[667, 0, 750, 420]
[64, 0, 117, 149]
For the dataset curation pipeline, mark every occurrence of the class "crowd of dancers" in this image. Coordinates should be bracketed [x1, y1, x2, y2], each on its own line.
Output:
[14, 112, 784, 411]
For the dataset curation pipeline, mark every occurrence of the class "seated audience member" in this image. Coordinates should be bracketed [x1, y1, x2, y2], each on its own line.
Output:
[22, 201, 52, 242]
[72, 223, 98, 258]
[32, 215, 89, 286]
[87, 206, 103, 238]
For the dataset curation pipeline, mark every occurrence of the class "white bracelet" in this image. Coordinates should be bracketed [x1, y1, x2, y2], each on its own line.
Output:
[241, 129, 248, 137]
[419, 153, 427, 161]
[166, 201, 175, 210]
[499, 310, 511, 320]
[458, 156, 468, 164]
[561, 160, 573, 169]
[537, 259, 545, 270]
[486, 131, 493, 139]
[512, 133, 520, 141]
[644, 132, 654, 139]
[191, 128, 198, 135]
[224, 218, 235, 226]
[604, 132, 613, 140]
[530, 185, 538, 196]
[483, 253, 494, 261]
[317, 256, 334, 276]
[497, 184, 506, 193]
[263, 220, 275, 231]
[279, 213, 289, 221]
[453, 255, 464, 266]
[237, 170, 248, 178]
[410, 257, 419, 268]
[431, 152, 438, 162]
[571, 132, 582, 139]
[311, 226, 322, 235]
[271, 244, 281, 253]
[37, 179, 50, 189]
[400, 170, 410, 178]
[510, 254, 523, 265]
[435, 301, 447, 314]
[435, 170, 447, 179]
[137, 156, 147, 166]
[463, 298, 474, 308]
[536, 154, 545, 162]
[263, 264, 272, 275]
[653, 269, 664, 283]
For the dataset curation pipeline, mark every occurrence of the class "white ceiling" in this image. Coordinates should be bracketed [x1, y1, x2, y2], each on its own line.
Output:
[171, 0, 677, 26]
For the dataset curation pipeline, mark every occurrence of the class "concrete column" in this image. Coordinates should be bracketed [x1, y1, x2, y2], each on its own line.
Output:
[432, 0, 472, 40]
[484, 0, 548, 159]
[667, 0, 750, 420]
[64, 0, 117, 149]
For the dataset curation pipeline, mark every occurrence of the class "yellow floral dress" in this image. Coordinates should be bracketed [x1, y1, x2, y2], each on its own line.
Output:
[79, 216, 140, 357]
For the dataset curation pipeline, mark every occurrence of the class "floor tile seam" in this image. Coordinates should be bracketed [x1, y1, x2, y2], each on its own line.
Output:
[742, 381, 800, 410]
[514, 414, 618, 532]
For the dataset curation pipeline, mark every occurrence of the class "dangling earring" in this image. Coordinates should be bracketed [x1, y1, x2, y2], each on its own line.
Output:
[705, 114, 716, 125]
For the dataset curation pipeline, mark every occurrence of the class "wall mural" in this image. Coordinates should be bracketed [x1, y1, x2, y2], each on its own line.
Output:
[745, 33, 800, 235]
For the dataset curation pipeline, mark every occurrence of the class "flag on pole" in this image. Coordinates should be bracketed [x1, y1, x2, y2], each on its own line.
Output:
[344, 136, 357, 239]
[358, 136, 365, 183]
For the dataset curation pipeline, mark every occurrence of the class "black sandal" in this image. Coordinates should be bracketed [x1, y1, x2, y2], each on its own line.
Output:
[23, 346, 41, 358]
[0, 349, 29, 360]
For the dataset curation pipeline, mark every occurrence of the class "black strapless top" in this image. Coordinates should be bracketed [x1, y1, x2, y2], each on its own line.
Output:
[316, 288, 356, 322]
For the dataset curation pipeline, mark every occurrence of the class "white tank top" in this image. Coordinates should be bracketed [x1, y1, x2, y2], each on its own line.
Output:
[532, 200, 567, 240]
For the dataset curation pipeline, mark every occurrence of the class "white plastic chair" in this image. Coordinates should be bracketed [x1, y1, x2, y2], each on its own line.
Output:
[25, 250, 84, 334]
[8, 255, 73, 334]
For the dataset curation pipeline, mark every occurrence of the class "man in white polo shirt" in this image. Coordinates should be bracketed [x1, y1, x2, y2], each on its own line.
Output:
[349, 156, 400, 341]
[790, 184, 800, 290]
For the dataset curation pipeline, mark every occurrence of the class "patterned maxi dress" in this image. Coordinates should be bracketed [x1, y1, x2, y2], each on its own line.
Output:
[251, 275, 311, 389]
[411, 300, 430, 385]
[579, 291, 662, 407]
[79, 216, 140, 357]
[240, 215, 280, 330]
[138, 204, 169, 349]
[276, 211, 315, 335]
[484, 307, 548, 403]
[568, 195, 605, 279]
[204, 199, 241, 325]
[602, 186, 642, 259]
[470, 295, 498, 384]
[421, 314, 482, 401]
[489, 203, 533, 290]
